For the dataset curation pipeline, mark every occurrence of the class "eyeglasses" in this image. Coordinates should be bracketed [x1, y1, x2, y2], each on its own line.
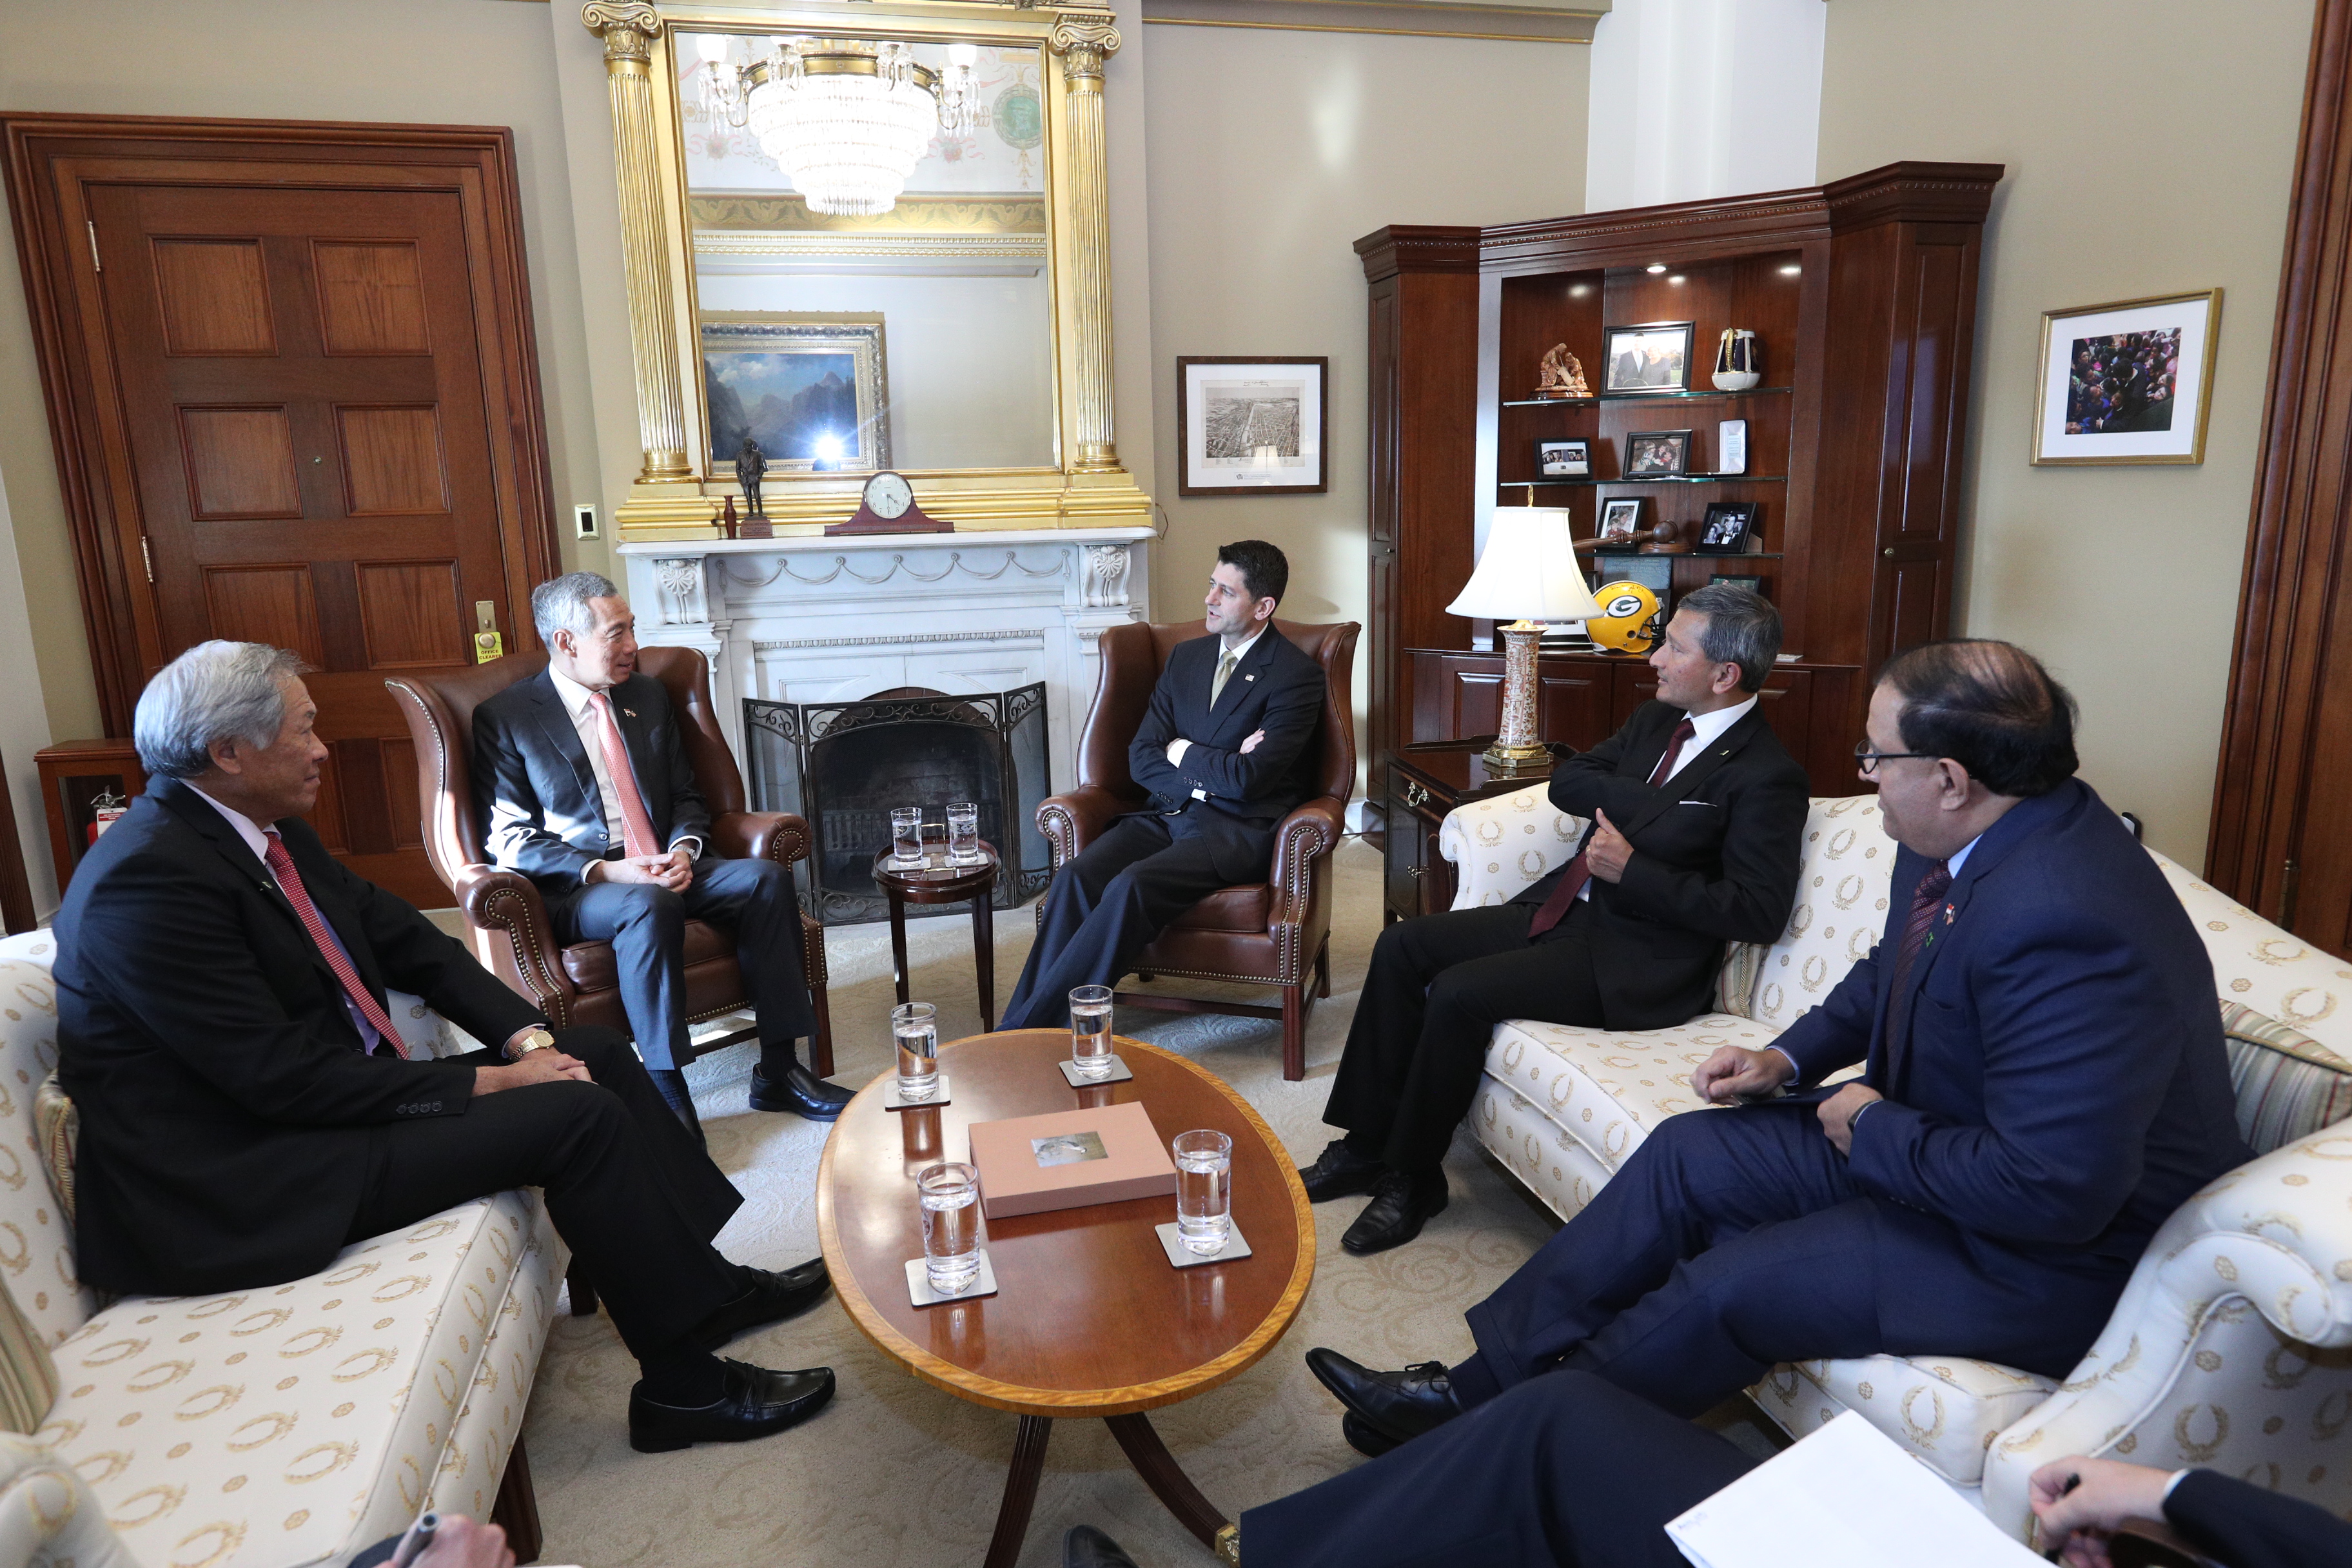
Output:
[1853, 739, 1940, 776]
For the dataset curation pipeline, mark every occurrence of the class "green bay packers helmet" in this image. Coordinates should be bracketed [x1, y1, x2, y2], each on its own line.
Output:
[1587, 580, 1663, 654]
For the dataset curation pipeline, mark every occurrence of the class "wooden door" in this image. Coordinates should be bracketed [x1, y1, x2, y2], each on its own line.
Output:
[4, 119, 558, 909]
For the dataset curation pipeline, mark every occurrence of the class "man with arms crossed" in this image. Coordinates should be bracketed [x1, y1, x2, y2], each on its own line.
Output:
[473, 573, 846, 1132]
[1304, 582, 1811, 1254]
[999, 540, 1328, 1030]
[58, 642, 836, 1453]
[1306, 640, 2251, 1454]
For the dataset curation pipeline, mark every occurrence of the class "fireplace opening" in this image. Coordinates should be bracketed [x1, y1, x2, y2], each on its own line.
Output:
[743, 683, 1051, 925]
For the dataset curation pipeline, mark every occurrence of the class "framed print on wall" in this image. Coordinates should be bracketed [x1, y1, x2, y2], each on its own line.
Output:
[1603, 320, 1694, 395]
[2032, 288, 2222, 465]
[1176, 357, 1329, 495]
[701, 313, 889, 475]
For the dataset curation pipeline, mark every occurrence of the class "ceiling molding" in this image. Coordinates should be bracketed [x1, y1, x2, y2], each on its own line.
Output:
[1139, 0, 1605, 43]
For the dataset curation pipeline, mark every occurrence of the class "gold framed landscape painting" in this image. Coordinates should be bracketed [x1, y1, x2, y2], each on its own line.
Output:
[2032, 288, 2220, 465]
[700, 312, 890, 475]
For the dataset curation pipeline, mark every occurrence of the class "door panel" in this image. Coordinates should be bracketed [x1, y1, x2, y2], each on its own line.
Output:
[152, 237, 275, 355]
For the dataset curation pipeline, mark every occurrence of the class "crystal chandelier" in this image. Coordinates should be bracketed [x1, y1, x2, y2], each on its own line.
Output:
[702, 37, 980, 219]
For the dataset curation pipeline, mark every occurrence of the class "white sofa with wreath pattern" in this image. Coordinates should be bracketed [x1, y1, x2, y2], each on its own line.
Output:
[1440, 785, 2352, 1540]
[0, 930, 565, 1568]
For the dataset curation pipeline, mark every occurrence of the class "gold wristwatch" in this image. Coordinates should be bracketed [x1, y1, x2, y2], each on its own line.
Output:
[507, 1027, 556, 1062]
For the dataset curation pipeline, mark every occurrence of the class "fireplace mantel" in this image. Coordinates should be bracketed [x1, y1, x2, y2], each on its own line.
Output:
[617, 527, 1155, 789]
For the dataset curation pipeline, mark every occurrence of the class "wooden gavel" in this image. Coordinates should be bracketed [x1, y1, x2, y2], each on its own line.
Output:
[1572, 518, 1688, 554]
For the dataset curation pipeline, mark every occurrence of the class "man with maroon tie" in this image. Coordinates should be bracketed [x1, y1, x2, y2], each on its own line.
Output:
[472, 573, 845, 1132]
[1306, 583, 1810, 1255]
[56, 642, 838, 1453]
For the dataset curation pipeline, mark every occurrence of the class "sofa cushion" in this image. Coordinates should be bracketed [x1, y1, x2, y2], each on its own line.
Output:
[1750, 1355, 2057, 1486]
[0, 934, 99, 1352]
[1747, 797, 1897, 1031]
[37, 1192, 558, 1568]
[1168, 884, 1271, 932]
[2155, 854, 2352, 1066]
[2219, 1001, 2352, 1153]
[559, 919, 733, 990]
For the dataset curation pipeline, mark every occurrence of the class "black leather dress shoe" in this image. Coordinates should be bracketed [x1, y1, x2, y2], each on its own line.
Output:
[1063, 1525, 1141, 1568]
[648, 1068, 704, 1141]
[749, 1060, 854, 1121]
[1340, 1168, 1448, 1255]
[1341, 1410, 1402, 1459]
[1298, 1138, 1385, 1202]
[1305, 1348, 1464, 1446]
[692, 1258, 831, 1349]
[627, 1358, 834, 1452]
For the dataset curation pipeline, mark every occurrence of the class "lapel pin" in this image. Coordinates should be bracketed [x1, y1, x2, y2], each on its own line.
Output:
[1944, 905, 1955, 924]
[622, 707, 637, 718]
[1246, 674, 1255, 681]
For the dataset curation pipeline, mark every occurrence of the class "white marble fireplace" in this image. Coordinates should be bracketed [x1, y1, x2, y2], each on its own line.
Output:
[616, 527, 1154, 789]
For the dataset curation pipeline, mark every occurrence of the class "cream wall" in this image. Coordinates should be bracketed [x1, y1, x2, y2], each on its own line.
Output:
[1818, 0, 2315, 865]
[1141, 23, 1589, 764]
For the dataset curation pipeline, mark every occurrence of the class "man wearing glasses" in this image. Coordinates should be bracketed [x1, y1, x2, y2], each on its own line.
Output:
[1306, 638, 2249, 1452]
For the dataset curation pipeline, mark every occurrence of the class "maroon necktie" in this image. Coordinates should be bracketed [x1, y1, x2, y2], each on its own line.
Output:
[1879, 859, 1953, 1077]
[1528, 716, 1698, 937]
[262, 832, 407, 1058]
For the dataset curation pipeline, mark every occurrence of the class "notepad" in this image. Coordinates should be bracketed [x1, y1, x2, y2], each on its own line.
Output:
[1666, 1411, 2046, 1568]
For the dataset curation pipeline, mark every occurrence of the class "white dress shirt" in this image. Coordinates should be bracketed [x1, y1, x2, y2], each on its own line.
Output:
[1578, 694, 1758, 903]
[547, 666, 700, 880]
[1163, 625, 1269, 787]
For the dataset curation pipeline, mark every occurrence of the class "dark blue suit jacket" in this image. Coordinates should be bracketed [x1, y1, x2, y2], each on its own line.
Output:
[472, 669, 712, 899]
[1776, 778, 2249, 1263]
[1126, 625, 1326, 827]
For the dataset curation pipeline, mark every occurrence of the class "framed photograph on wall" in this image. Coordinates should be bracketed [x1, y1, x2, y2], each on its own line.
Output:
[700, 312, 889, 475]
[1176, 357, 1329, 495]
[1624, 429, 1692, 477]
[1537, 438, 1591, 478]
[1603, 320, 1694, 395]
[2032, 288, 2222, 464]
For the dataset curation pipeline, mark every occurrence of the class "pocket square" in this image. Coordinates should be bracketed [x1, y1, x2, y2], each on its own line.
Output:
[1676, 799, 1718, 807]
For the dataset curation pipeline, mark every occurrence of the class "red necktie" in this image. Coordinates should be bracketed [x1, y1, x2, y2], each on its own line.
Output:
[1879, 859, 1954, 1078]
[261, 832, 407, 1058]
[1528, 716, 1698, 937]
[588, 690, 663, 859]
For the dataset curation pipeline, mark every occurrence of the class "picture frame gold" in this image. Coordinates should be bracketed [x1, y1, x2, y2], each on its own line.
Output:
[698, 311, 889, 476]
[2032, 288, 2222, 466]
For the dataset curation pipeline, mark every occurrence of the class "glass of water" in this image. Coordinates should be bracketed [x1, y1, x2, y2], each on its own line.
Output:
[893, 1002, 939, 1102]
[946, 801, 983, 865]
[1173, 1129, 1234, 1255]
[889, 806, 925, 868]
[1069, 985, 1115, 1079]
[917, 1162, 983, 1295]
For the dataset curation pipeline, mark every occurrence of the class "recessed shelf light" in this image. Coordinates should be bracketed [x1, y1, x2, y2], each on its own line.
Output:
[1779, 264, 1802, 275]
[1569, 284, 1591, 297]
[1667, 275, 1685, 285]
[1646, 264, 1668, 274]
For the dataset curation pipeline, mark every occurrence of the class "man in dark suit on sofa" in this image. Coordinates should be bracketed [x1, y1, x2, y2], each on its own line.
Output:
[1304, 582, 1812, 1254]
[472, 572, 845, 1131]
[998, 540, 1327, 1032]
[1305, 639, 2252, 1453]
[56, 641, 836, 1453]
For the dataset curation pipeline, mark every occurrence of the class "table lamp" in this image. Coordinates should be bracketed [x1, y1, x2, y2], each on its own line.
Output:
[1446, 507, 1609, 773]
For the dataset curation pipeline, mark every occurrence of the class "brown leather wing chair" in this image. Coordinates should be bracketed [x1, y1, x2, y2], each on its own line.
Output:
[1037, 618, 1358, 1081]
[385, 646, 832, 1076]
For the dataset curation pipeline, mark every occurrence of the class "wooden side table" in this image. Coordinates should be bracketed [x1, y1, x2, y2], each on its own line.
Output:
[872, 841, 1001, 1032]
[1380, 741, 1553, 924]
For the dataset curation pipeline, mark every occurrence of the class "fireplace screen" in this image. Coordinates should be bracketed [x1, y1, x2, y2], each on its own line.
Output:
[744, 683, 1052, 925]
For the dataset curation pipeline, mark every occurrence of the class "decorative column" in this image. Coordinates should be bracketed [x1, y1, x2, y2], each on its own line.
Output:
[1048, 7, 1123, 475]
[583, 2, 693, 482]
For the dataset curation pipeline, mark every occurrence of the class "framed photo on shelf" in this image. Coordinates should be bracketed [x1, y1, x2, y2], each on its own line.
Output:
[1624, 429, 1692, 477]
[1718, 418, 1748, 475]
[1175, 356, 1329, 495]
[1537, 438, 1591, 478]
[1597, 496, 1647, 541]
[1697, 501, 1759, 554]
[700, 311, 889, 475]
[1603, 320, 1695, 395]
[2032, 288, 2220, 465]
[1710, 573, 1767, 598]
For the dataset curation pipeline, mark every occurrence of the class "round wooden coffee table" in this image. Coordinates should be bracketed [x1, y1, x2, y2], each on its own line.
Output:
[816, 1029, 1315, 1567]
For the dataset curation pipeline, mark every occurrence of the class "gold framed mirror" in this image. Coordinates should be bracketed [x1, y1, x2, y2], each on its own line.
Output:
[581, 1, 1148, 537]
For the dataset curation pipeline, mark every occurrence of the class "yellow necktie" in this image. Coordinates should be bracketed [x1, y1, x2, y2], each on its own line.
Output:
[1211, 649, 1239, 707]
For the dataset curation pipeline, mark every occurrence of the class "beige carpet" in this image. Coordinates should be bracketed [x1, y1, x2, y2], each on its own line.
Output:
[518, 840, 1769, 1567]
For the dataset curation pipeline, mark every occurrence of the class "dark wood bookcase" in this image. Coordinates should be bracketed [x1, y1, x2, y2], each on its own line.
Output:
[1358, 161, 2003, 803]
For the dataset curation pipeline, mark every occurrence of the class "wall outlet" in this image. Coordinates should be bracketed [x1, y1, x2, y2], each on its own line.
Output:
[573, 503, 600, 540]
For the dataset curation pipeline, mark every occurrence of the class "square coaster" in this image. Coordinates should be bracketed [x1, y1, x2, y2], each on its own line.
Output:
[881, 1075, 951, 1111]
[905, 1250, 999, 1306]
[1155, 1219, 1253, 1268]
[1057, 1055, 1133, 1087]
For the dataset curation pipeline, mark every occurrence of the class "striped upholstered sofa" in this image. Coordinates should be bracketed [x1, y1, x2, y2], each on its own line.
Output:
[1442, 787, 2352, 1540]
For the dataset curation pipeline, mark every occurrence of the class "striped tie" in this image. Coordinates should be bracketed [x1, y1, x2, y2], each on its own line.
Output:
[588, 690, 663, 859]
[1879, 859, 1953, 1081]
[261, 832, 407, 1058]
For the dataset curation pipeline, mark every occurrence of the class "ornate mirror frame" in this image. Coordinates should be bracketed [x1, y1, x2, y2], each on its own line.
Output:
[580, 0, 1146, 538]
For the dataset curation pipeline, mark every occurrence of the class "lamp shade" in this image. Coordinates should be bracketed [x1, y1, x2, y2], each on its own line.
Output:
[1446, 508, 1609, 622]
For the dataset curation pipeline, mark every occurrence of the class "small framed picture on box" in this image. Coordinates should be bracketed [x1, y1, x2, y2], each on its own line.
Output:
[1597, 496, 1647, 542]
[1624, 429, 1691, 478]
[1536, 438, 1590, 478]
[1603, 320, 1694, 395]
[1697, 500, 1759, 554]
